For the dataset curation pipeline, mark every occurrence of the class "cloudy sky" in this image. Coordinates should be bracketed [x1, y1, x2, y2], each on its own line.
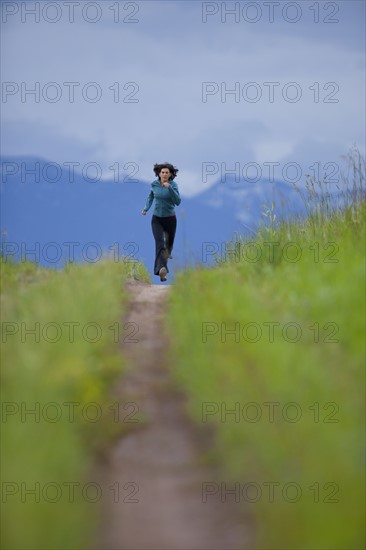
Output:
[1, 0, 365, 196]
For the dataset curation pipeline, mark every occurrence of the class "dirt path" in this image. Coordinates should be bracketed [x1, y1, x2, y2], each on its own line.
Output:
[98, 279, 250, 550]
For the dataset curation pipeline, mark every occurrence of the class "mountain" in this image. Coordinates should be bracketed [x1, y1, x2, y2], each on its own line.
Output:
[195, 174, 308, 232]
[0, 155, 310, 282]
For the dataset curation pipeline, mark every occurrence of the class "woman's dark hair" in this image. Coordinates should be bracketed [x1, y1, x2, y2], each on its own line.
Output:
[153, 162, 179, 181]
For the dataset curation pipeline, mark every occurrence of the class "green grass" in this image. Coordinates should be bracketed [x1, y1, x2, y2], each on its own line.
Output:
[166, 201, 365, 549]
[2, 146, 364, 549]
[1, 257, 150, 550]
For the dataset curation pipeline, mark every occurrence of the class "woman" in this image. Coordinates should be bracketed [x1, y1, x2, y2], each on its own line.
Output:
[141, 163, 181, 282]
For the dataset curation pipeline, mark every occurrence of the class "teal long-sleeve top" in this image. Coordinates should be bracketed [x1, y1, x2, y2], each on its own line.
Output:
[143, 179, 181, 217]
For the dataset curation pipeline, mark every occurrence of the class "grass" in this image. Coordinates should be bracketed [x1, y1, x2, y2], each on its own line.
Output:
[1, 146, 364, 549]
[165, 150, 365, 549]
[1, 257, 150, 550]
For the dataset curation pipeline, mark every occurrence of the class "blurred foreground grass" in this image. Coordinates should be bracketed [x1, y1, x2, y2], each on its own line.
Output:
[166, 199, 365, 549]
[1, 258, 150, 550]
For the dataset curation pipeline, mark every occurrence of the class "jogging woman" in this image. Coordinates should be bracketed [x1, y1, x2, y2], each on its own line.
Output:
[141, 163, 181, 282]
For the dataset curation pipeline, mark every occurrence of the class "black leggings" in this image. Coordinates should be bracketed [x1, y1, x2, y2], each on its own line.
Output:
[151, 214, 177, 275]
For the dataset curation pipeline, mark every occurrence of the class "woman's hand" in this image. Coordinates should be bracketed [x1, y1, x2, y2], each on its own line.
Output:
[161, 181, 170, 188]
[141, 210, 147, 215]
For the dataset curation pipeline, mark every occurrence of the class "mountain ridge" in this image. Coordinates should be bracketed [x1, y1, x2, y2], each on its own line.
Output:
[0, 155, 312, 278]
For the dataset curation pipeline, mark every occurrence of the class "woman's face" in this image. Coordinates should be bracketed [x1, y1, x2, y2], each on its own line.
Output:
[159, 168, 171, 181]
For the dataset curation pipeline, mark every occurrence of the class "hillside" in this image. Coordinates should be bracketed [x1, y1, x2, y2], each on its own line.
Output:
[1, 155, 317, 278]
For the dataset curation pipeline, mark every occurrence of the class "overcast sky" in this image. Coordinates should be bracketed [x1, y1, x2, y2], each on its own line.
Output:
[1, 0, 365, 196]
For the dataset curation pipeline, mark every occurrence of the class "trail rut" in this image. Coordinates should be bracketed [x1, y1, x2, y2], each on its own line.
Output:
[98, 279, 250, 550]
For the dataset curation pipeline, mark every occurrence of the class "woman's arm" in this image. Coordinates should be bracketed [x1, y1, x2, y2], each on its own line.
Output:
[143, 189, 154, 212]
[167, 182, 181, 206]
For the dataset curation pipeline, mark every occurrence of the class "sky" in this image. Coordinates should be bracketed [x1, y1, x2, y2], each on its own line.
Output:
[1, 0, 365, 196]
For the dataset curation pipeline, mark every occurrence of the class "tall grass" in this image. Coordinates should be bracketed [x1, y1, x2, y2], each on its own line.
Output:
[166, 148, 365, 549]
[1, 257, 150, 549]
